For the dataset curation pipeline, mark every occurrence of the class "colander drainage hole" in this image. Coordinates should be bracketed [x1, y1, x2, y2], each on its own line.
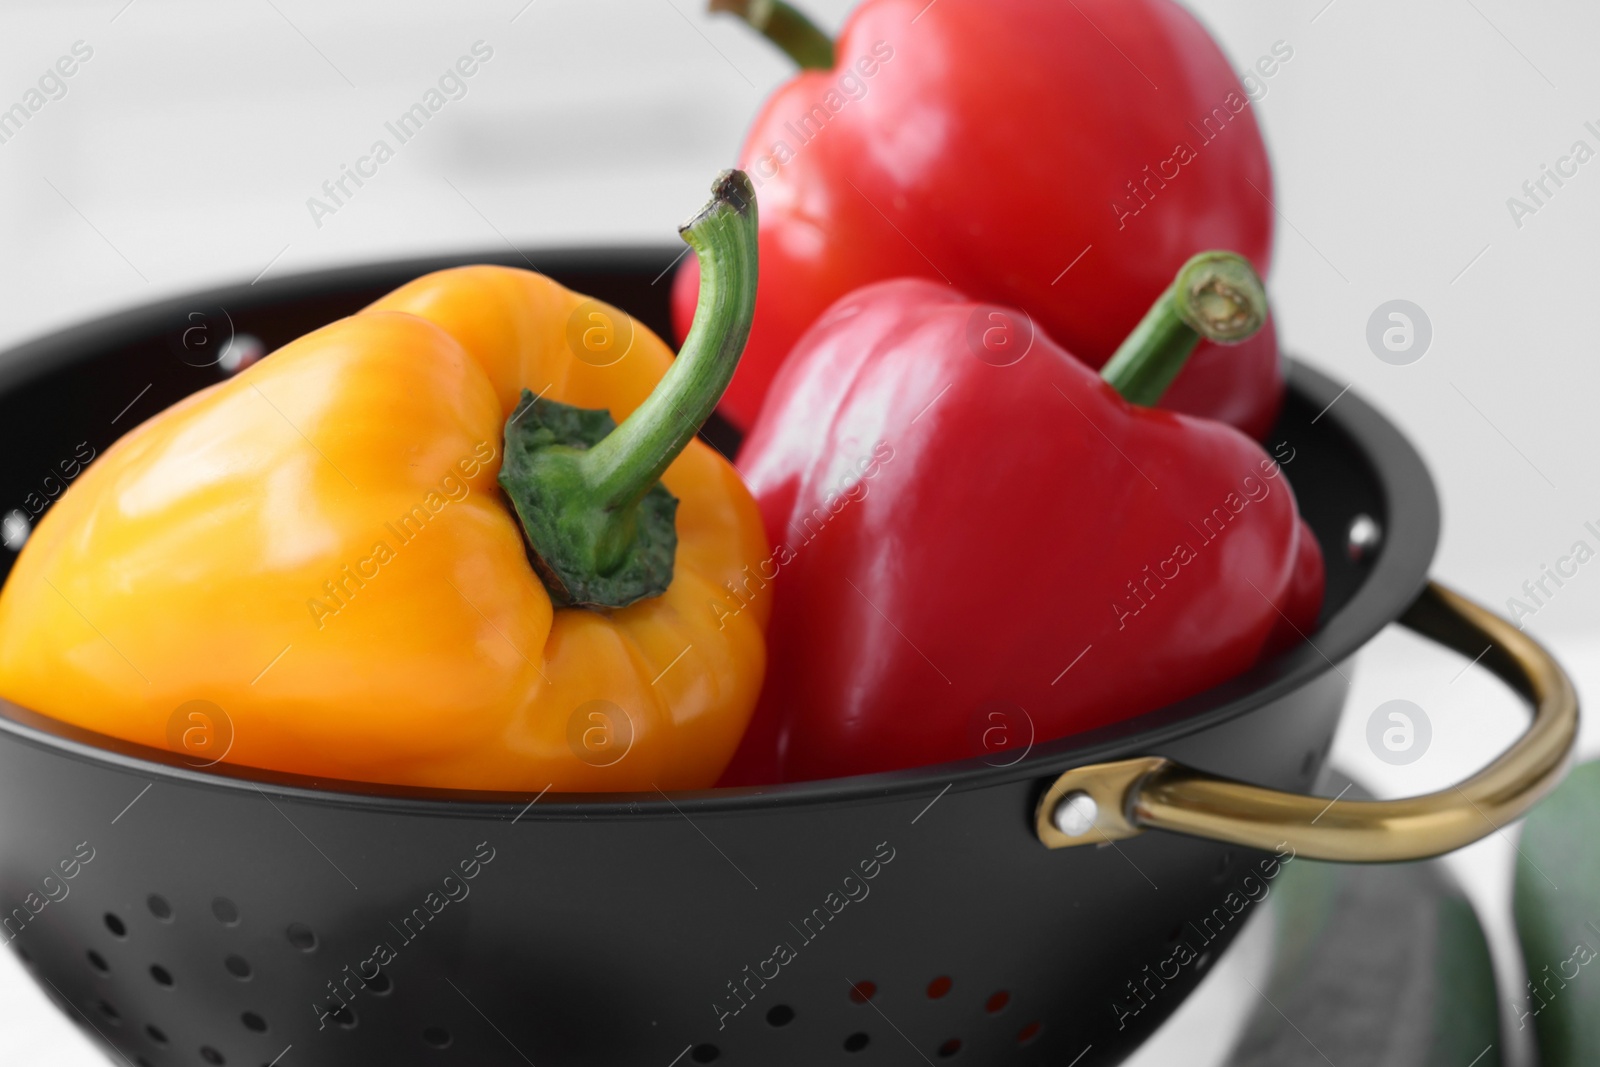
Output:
[937, 1038, 962, 1058]
[212, 897, 240, 926]
[147, 894, 173, 921]
[104, 913, 127, 938]
[843, 1032, 870, 1052]
[848, 980, 876, 1004]
[422, 1026, 451, 1049]
[87, 950, 109, 974]
[224, 955, 252, 980]
[1017, 1022, 1041, 1045]
[200, 1046, 225, 1064]
[146, 1024, 168, 1044]
[366, 970, 392, 994]
[242, 1011, 267, 1032]
[690, 1044, 719, 1064]
[926, 976, 952, 999]
[985, 990, 1010, 1013]
[323, 1002, 357, 1029]
[97, 1000, 120, 1023]
[765, 1004, 794, 1027]
[150, 964, 174, 987]
[286, 922, 317, 952]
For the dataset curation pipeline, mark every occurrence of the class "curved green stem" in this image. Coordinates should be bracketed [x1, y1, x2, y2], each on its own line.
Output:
[710, 0, 835, 69]
[584, 171, 757, 523]
[1100, 251, 1268, 407]
[497, 170, 758, 609]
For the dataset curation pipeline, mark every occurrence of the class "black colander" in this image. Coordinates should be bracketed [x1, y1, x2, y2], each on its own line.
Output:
[0, 248, 1558, 1067]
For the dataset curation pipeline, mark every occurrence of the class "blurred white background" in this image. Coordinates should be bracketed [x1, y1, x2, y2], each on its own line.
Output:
[1, 0, 1597, 1063]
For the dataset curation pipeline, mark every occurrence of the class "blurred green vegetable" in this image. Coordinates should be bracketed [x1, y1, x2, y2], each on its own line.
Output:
[1515, 757, 1600, 1066]
[1227, 775, 1500, 1066]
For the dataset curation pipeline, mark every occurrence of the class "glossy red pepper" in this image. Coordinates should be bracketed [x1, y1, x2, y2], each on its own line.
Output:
[720, 253, 1322, 784]
[674, 0, 1282, 438]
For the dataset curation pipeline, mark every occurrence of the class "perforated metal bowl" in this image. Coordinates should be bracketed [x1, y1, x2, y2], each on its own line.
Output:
[0, 248, 1565, 1067]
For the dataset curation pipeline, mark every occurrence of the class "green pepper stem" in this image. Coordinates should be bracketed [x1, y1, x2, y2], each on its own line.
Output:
[496, 171, 758, 609]
[1099, 251, 1268, 407]
[582, 170, 758, 541]
[709, 0, 835, 69]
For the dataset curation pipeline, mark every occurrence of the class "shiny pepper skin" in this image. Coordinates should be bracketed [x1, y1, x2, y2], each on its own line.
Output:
[721, 279, 1323, 784]
[0, 267, 771, 792]
[674, 0, 1282, 437]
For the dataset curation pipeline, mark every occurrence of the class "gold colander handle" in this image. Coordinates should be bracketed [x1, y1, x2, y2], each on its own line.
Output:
[1034, 582, 1579, 862]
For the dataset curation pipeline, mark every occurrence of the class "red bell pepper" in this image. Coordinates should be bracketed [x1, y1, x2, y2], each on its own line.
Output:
[720, 252, 1323, 784]
[674, 0, 1283, 438]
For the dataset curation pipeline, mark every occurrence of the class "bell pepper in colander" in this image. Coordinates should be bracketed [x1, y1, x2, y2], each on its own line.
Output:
[0, 171, 770, 793]
[673, 0, 1284, 438]
[722, 251, 1324, 784]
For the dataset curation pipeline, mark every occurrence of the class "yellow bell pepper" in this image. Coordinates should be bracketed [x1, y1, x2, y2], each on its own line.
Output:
[0, 172, 770, 792]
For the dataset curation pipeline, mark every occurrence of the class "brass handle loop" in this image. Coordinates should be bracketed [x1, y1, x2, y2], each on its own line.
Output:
[1035, 583, 1579, 862]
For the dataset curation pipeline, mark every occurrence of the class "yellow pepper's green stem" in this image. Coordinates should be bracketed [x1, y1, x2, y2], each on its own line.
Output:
[1100, 251, 1268, 408]
[584, 171, 758, 516]
[498, 170, 758, 609]
[710, 0, 835, 69]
